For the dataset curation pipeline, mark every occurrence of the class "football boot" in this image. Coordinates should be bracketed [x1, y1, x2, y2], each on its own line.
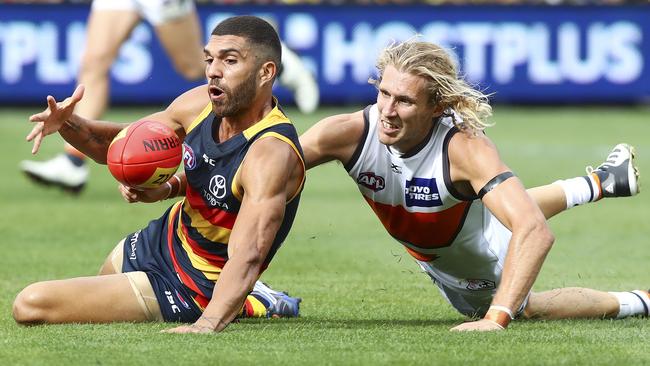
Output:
[586, 143, 639, 198]
[20, 154, 88, 194]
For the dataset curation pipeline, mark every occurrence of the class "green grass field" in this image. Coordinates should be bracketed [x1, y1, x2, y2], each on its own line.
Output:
[0, 105, 649, 365]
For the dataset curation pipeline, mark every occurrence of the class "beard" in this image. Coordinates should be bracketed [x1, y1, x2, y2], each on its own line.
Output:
[211, 72, 259, 117]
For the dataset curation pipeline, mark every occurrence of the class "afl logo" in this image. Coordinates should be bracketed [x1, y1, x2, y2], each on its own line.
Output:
[357, 172, 385, 192]
[209, 175, 227, 199]
[183, 143, 196, 170]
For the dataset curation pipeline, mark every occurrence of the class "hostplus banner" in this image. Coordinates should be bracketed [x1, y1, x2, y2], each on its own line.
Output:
[0, 5, 648, 104]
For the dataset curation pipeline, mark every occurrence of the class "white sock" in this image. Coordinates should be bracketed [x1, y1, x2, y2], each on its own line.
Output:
[554, 175, 599, 209]
[609, 291, 650, 319]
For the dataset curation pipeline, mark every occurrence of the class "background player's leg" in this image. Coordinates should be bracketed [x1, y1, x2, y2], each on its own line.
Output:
[19, 9, 141, 193]
[153, 13, 205, 81]
[77, 9, 141, 119]
[13, 274, 157, 325]
[523, 287, 649, 320]
[280, 44, 320, 114]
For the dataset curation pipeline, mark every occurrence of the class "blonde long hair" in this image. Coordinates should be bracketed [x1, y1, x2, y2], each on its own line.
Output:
[370, 39, 493, 133]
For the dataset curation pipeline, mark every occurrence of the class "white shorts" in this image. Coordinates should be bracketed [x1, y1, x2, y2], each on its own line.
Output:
[416, 210, 529, 318]
[91, 0, 196, 25]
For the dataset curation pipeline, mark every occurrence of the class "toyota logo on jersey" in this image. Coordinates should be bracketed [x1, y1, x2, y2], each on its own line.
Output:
[209, 175, 227, 199]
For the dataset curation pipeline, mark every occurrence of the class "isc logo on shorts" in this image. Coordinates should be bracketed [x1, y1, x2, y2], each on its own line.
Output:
[164, 290, 181, 314]
[405, 177, 442, 207]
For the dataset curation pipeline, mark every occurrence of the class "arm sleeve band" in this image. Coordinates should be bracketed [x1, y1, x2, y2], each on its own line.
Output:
[478, 171, 515, 199]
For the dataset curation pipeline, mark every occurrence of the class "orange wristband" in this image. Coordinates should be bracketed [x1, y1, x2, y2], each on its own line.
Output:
[484, 307, 513, 329]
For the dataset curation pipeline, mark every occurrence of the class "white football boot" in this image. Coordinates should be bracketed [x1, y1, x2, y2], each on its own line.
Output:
[586, 143, 639, 198]
[251, 281, 301, 318]
[280, 44, 319, 114]
[20, 154, 89, 194]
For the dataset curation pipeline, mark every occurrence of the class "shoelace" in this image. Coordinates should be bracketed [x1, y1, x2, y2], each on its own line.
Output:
[585, 151, 620, 174]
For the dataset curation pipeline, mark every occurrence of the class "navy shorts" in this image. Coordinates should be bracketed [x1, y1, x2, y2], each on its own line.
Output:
[121, 207, 204, 323]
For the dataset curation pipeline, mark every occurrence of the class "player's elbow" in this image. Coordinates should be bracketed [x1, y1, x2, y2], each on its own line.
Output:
[529, 220, 555, 251]
[236, 249, 266, 272]
[239, 238, 276, 269]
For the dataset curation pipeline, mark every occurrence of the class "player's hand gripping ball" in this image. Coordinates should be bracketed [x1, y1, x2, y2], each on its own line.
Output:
[107, 120, 182, 189]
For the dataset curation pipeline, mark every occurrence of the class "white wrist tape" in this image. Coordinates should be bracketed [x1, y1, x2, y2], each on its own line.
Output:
[488, 305, 514, 320]
[162, 181, 173, 200]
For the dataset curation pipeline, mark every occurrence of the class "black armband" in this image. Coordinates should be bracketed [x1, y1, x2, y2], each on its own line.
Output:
[478, 171, 515, 199]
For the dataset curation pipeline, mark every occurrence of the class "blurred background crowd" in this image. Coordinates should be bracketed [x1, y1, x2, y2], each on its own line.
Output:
[1, 0, 648, 193]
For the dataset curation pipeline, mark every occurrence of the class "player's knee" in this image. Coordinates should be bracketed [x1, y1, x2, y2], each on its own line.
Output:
[79, 50, 115, 77]
[174, 60, 204, 81]
[13, 282, 53, 325]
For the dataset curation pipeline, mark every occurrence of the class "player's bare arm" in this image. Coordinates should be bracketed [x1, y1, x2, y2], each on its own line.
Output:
[26, 85, 126, 162]
[447, 132, 555, 332]
[146, 84, 211, 138]
[27, 84, 208, 165]
[300, 110, 365, 169]
[164, 137, 303, 333]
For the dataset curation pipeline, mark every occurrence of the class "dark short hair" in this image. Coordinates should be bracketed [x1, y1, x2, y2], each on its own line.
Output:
[211, 15, 282, 69]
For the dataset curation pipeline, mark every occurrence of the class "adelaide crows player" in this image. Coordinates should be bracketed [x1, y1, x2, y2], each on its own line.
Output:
[15, 16, 303, 334]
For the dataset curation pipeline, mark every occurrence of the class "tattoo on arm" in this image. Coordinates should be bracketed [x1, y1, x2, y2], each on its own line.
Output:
[62, 119, 113, 147]
[61, 119, 81, 133]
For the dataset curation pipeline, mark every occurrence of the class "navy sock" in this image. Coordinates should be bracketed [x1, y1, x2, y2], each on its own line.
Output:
[65, 153, 85, 167]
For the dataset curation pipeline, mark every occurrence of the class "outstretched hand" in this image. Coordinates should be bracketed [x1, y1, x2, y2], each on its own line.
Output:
[450, 319, 505, 332]
[26, 85, 85, 154]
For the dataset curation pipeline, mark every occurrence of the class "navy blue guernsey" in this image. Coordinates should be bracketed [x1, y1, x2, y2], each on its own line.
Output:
[164, 101, 304, 309]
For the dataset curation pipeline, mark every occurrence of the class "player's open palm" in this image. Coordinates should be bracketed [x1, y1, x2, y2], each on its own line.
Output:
[26, 85, 85, 154]
[163, 324, 214, 334]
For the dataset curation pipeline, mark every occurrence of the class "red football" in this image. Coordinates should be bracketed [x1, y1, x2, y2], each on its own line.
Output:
[107, 120, 182, 189]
